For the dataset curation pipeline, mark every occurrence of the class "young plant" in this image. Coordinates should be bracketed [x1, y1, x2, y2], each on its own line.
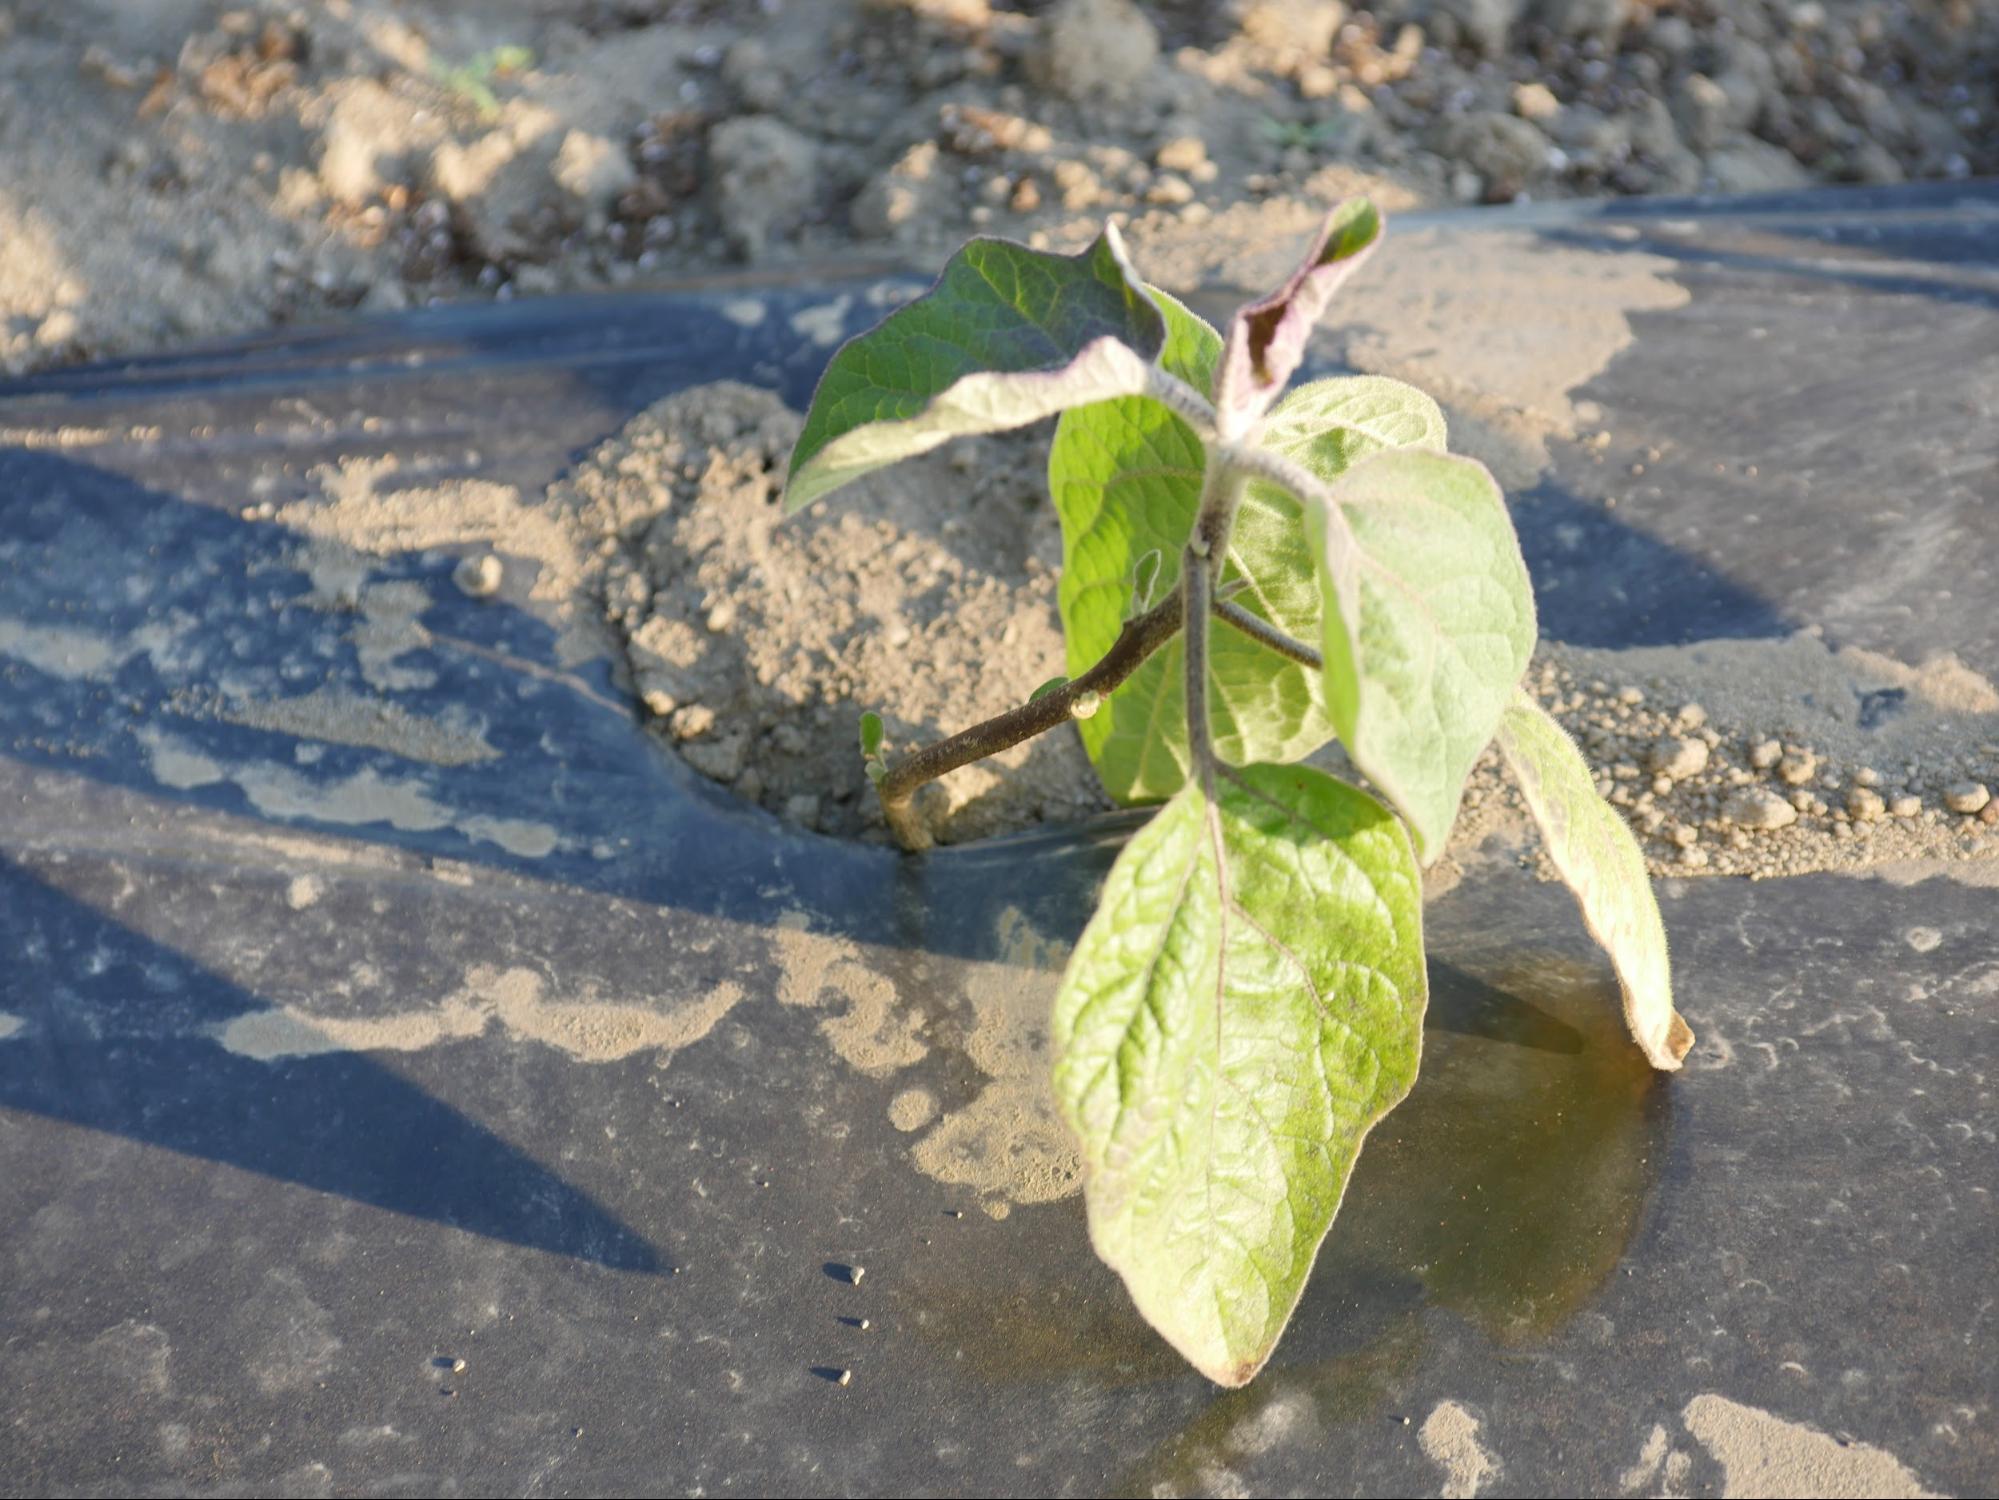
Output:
[783, 202, 1695, 1386]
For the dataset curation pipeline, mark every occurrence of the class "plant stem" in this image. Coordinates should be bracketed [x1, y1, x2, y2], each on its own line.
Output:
[1182, 541, 1216, 790]
[1145, 367, 1219, 437]
[874, 589, 1188, 852]
[1189, 461, 1247, 565]
[1212, 599, 1322, 668]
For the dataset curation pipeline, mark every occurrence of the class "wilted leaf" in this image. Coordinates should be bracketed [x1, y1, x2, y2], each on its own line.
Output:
[785, 228, 1166, 512]
[1495, 691, 1694, 1070]
[1053, 763, 1427, 1386]
[1214, 198, 1382, 428]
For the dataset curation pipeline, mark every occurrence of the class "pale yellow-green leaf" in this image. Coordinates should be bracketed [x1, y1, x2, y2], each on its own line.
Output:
[1302, 448, 1537, 861]
[1495, 690, 1694, 1071]
[1053, 763, 1427, 1385]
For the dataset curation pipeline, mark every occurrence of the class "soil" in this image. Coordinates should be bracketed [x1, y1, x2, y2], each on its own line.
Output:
[208, 344, 1997, 874]
[568, 383, 1109, 842]
[4, 0, 1995, 376]
[549, 378, 1994, 878]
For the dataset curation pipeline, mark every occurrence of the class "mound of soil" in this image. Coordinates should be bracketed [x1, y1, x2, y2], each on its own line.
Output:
[564, 383, 1109, 843]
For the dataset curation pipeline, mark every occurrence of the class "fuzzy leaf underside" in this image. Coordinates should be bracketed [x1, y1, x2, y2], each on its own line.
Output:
[1053, 763, 1427, 1386]
[1303, 447, 1537, 862]
[1054, 293, 1331, 800]
[1496, 692, 1694, 1070]
[785, 230, 1167, 513]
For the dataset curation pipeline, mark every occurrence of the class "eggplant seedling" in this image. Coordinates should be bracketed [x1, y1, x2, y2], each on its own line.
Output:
[784, 201, 1694, 1386]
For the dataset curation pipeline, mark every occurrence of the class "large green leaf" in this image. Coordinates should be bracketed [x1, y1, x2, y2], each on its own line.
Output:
[1302, 447, 1536, 862]
[1053, 762, 1427, 1386]
[785, 228, 1166, 512]
[1495, 691, 1694, 1070]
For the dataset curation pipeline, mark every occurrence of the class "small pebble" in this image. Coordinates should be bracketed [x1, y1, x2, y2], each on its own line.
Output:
[1942, 781, 1991, 814]
[836, 1368, 853, 1387]
[1890, 794, 1922, 818]
[1723, 786, 1798, 830]
[452, 553, 503, 599]
[1650, 775, 1673, 797]
[1154, 135, 1209, 173]
[1676, 703, 1708, 728]
[1777, 751, 1818, 786]
[1617, 685, 1644, 705]
[1854, 767, 1881, 787]
[1749, 738, 1783, 769]
[1648, 736, 1709, 779]
[705, 599, 738, 633]
[1679, 846, 1709, 868]
[1846, 787, 1885, 821]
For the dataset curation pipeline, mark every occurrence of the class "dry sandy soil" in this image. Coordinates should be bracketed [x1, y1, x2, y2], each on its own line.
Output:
[3, 0, 1994, 374]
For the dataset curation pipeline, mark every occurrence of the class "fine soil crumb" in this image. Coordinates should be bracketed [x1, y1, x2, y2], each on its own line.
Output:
[218, 963, 744, 1065]
[1418, 1400, 1500, 1500]
[571, 382, 1109, 844]
[213, 687, 500, 768]
[888, 1087, 940, 1133]
[772, 910, 929, 1073]
[1680, 1393, 1941, 1499]
[906, 908, 1082, 1211]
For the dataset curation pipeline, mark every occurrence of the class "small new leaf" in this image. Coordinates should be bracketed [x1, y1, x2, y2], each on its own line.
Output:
[1496, 691, 1694, 1070]
[785, 227, 1166, 513]
[1214, 198, 1381, 430]
[1302, 447, 1537, 862]
[858, 711, 885, 760]
[1053, 763, 1426, 1386]
[1029, 676, 1071, 703]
